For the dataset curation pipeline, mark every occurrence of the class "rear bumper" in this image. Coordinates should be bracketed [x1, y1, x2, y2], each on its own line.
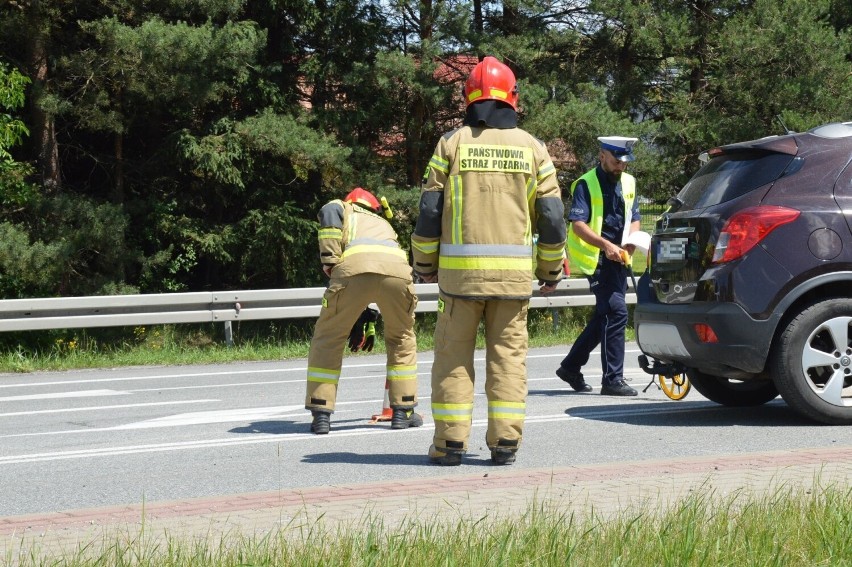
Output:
[634, 301, 778, 377]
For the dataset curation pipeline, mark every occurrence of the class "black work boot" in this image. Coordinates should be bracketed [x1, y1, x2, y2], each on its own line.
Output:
[310, 410, 331, 434]
[391, 408, 423, 429]
[556, 367, 593, 392]
[490, 449, 517, 465]
[428, 444, 462, 466]
[600, 380, 638, 397]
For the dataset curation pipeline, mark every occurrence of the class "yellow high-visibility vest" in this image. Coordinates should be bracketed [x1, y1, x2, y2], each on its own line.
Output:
[567, 170, 635, 275]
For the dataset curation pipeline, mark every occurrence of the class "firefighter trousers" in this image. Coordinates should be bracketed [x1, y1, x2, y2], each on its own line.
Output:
[430, 293, 529, 454]
[305, 273, 418, 413]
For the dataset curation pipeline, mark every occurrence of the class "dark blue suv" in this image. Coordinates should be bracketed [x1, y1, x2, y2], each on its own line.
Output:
[635, 122, 852, 425]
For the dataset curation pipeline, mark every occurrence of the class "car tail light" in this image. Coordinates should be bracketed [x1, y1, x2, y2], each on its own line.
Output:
[711, 206, 800, 263]
[694, 323, 719, 343]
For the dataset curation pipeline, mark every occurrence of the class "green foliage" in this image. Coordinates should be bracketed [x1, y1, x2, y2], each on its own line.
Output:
[2, 61, 133, 299]
[708, 0, 852, 137]
[67, 16, 266, 130]
[0, 194, 132, 298]
[0, 60, 37, 212]
[0, 61, 30, 161]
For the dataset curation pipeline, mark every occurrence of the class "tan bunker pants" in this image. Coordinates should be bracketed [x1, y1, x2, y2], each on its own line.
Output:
[431, 293, 529, 454]
[305, 273, 418, 413]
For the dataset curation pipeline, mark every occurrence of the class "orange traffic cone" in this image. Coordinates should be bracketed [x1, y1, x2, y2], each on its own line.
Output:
[369, 379, 393, 423]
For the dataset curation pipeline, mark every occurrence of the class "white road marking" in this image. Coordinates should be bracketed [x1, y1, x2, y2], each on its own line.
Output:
[0, 362, 385, 389]
[0, 389, 128, 402]
[110, 405, 306, 429]
[0, 368, 290, 389]
[0, 399, 219, 418]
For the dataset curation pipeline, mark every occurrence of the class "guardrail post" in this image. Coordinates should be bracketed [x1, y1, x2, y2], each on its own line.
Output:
[224, 321, 234, 347]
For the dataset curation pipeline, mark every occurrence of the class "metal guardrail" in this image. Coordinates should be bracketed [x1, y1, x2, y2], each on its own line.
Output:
[0, 279, 636, 333]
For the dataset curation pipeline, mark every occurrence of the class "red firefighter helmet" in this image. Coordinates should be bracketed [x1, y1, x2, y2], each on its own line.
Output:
[344, 187, 381, 211]
[464, 56, 519, 110]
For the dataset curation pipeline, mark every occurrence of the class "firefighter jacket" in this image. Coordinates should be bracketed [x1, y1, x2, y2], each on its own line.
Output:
[567, 169, 636, 275]
[318, 200, 412, 281]
[412, 126, 566, 299]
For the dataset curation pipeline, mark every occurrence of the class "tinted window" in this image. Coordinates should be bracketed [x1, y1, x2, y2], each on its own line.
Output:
[675, 152, 794, 210]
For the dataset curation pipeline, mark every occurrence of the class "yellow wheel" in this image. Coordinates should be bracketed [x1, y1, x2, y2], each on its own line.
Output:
[659, 374, 691, 400]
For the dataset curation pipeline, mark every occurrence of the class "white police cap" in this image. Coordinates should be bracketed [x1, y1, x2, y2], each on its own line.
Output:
[598, 136, 638, 162]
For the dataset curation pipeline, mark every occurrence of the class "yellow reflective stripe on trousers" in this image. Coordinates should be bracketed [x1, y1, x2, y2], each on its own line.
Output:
[432, 402, 474, 422]
[387, 365, 417, 382]
[307, 367, 340, 384]
[488, 400, 526, 419]
[450, 175, 463, 244]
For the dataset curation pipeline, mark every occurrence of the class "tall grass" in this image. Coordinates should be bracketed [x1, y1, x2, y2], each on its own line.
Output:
[7, 484, 851, 566]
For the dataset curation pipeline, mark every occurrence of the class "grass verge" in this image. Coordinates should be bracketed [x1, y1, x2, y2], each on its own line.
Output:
[6, 484, 851, 566]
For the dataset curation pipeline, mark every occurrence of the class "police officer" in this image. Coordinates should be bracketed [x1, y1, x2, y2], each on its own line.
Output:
[556, 136, 641, 396]
[305, 188, 421, 433]
[412, 56, 566, 465]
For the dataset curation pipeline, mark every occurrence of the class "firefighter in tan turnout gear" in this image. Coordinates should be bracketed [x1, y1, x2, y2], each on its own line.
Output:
[412, 57, 567, 465]
[305, 188, 421, 434]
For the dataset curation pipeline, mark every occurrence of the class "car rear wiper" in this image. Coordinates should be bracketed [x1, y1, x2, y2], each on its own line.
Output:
[665, 196, 684, 213]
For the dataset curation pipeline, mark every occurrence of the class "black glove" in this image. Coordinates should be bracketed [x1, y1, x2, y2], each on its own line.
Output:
[348, 307, 379, 352]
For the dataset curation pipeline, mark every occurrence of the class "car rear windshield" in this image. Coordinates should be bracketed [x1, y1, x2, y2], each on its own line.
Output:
[675, 151, 795, 210]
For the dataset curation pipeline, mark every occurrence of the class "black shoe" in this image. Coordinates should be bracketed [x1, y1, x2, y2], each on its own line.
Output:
[600, 380, 638, 397]
[428, 444, 462, 466]
[391, 408, 423, 429]
[556, 367, 593, 392]
[490, 449, 516, 465]
[310, 410, 331, 434]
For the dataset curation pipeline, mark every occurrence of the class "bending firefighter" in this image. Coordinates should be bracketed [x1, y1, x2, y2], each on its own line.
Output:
[305, 188, 421, 434]
[412, 56, 566, 466]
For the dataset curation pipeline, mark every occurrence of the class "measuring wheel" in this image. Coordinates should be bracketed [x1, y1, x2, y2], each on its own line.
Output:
[658, 373, 691, 400]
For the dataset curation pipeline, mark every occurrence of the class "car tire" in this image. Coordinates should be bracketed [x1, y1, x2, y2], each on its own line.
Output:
[769, 298, 852, 425]
[686, 369, 779, 406]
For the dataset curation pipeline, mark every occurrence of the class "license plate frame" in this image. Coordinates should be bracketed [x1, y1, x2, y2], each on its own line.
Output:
[655, 237, 690, 264]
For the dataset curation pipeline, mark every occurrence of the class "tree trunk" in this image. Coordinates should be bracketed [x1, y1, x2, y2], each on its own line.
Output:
[114, 132, 125, 205]
[688, 0, 711, 95]
[26, 0, 61, 192]
[405, 0, 434, 186]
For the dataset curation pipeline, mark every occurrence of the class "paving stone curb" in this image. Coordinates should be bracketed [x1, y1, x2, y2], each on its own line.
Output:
[2, 445, 851, 558]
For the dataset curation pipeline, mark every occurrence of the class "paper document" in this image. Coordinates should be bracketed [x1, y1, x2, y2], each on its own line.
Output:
[622, 230, 651, 257]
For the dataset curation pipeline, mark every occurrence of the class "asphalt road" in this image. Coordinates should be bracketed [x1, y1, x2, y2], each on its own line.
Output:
[1, 343, 847, 517]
